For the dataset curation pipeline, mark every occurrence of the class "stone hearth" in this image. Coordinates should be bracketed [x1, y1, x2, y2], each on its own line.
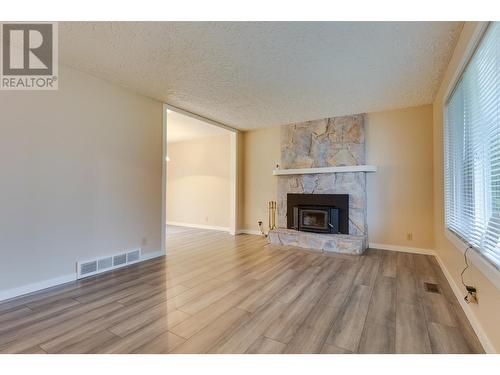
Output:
[268, 114, 369, 255]
[268, 228, 366, 255]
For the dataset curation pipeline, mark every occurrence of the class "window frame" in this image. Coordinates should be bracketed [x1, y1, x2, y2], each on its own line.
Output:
[442, 21, 500, 289]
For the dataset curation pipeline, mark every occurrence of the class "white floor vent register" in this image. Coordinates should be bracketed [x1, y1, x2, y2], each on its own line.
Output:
[77, 249, 142, 279]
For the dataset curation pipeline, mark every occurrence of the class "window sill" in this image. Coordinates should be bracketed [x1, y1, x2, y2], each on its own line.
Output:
[444, 229, 500, 291]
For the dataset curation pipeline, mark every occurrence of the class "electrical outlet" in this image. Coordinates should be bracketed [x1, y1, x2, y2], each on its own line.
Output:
[465, 285, 478, 304]
[205, 216, 209, 222]
[141, 237, 148, 246]
[406, 232, 413, 241]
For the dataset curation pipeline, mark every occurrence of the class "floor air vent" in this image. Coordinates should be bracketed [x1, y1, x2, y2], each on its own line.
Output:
[424, 282, 441, 294]
[77, 249, 142, 279]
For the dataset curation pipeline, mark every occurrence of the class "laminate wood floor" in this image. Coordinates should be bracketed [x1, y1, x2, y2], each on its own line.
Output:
[0, 227, 484, 354]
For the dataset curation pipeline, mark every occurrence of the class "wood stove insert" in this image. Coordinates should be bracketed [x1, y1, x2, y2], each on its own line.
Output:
[287, 193, 349, 234]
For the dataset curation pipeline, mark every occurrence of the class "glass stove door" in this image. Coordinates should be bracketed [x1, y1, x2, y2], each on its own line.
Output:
[300, 209, 329, 231]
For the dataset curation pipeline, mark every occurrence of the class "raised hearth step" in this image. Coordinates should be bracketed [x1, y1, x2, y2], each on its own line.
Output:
[267, 228, 367, 255]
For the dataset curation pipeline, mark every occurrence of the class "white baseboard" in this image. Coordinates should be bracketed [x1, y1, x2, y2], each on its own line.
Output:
[236, 229, 264, 236]
[0, 273, 77, 303]
[141, 250, 166, 261]
[0, 249, 165, 303]
[434, 254, 495, 353]
[369, 242, 436, 255]
[369, 241, 494, 353]
[166, 221, 231, 233]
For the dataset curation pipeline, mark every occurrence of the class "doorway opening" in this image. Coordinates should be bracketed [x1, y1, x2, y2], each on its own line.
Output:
[161, 105, 237, 253]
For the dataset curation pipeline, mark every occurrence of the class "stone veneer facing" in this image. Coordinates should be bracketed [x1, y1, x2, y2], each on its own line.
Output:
[269, 114, 368, 255]
[268, 229, 366, 255]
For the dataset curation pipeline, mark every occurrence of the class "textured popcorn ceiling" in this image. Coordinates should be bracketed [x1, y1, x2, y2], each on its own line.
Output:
[59, 22, 463, 130]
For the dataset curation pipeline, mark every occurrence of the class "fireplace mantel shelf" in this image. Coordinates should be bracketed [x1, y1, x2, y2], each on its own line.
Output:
[273, 165, 377, 176]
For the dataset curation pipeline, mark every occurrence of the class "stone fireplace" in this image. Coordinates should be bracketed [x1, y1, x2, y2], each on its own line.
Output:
[267, 114, 370, 255]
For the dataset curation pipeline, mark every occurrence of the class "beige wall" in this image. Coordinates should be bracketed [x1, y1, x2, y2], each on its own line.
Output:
[241, 106, 435, 250]
[0, 65, 163, 295]
[166, 135, 231, 229]
[432, 22, 500, 352]
[241, 126, 281, 232]
[365, 105, 434, 249]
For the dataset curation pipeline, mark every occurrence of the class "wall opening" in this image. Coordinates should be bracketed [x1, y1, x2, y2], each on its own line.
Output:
[162, 105, 238, 253]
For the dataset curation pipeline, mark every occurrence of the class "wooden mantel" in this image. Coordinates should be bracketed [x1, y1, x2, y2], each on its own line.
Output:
[272, 165, 377, 176]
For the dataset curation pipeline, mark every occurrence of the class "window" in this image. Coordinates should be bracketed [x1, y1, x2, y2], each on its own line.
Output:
[445, 22, 500, 268]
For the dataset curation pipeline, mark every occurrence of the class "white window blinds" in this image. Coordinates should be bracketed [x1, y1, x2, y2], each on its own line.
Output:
[445, 22, 500, 268]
